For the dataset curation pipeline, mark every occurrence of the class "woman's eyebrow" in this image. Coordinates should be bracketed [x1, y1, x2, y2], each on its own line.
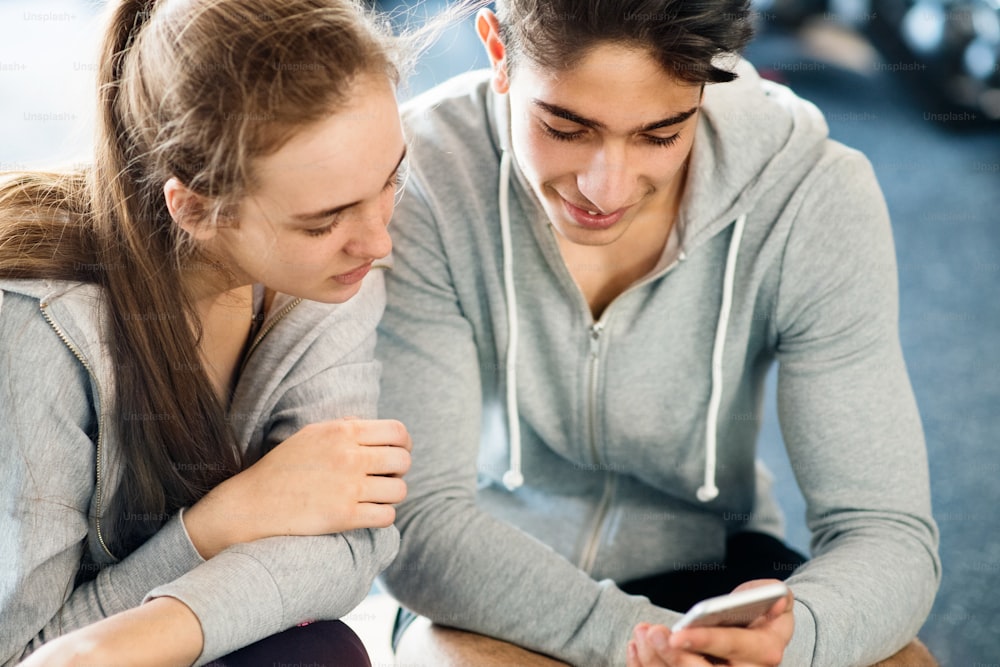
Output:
[291, 147, 407, 223]
[531, 99, 698, 133]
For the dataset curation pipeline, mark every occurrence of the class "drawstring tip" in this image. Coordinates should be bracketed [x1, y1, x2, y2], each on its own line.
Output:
[696, 484, 719, 502]
[502, 470, 524, 491]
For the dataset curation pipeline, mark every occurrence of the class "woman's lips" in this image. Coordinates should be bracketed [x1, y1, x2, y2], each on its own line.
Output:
[562, 197, 629, 230]
[332, 261, 372, 285]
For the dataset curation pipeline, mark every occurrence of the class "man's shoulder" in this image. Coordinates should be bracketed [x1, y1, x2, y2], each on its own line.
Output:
[400, 70, 495, 144]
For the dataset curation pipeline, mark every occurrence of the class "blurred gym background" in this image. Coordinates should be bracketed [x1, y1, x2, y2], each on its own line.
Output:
[1, 0, 997, 664]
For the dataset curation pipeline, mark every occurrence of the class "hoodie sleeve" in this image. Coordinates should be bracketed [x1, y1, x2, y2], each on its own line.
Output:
[376, 183, 680, 665]
[774, 150, 941, 666]
[0, 291, 205, 666]
[144, 271, 400, 664]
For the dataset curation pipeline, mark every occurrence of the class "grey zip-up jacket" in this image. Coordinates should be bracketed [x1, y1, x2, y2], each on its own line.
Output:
[376, 63, 940, 666]
[0, 271, 396, 665]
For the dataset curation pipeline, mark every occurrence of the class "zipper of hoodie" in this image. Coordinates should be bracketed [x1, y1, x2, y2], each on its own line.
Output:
[574, 252, 686, 574]
[237, 296, 302, 377]
[39, 301, 117, 562]
[579, 320, 617, 574]
[548, 225, 687, 574]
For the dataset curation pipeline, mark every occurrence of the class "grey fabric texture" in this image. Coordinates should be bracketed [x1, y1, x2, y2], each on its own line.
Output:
[0, 271, 397, 665]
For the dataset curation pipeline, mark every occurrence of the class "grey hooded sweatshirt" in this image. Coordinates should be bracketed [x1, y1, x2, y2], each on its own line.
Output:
[376, 62, 940, 666]
[0, 272, 396, 665]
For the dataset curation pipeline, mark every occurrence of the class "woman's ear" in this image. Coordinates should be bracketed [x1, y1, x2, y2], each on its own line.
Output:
[164, 177, 215, 241]
[476, 8, 509, 94]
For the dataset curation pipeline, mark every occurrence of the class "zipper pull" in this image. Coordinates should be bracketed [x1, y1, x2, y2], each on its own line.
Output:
[590, 323, 603, 357]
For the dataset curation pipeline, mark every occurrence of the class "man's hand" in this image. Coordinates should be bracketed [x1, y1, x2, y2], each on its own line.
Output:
[627, 579, 795, 667]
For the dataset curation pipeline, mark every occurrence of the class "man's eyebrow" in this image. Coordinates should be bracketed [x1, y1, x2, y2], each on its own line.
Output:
[531, 100, 699, 134]
[291, 147, 407, 223]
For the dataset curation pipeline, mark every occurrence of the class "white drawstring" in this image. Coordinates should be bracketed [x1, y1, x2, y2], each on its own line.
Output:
[498, 151, 524, 491]
[697, 213, 747, 502]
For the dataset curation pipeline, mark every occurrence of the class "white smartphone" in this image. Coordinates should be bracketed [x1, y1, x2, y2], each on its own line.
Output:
[671, 582, 789, 632]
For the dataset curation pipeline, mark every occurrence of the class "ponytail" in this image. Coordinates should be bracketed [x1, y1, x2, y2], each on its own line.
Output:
[89, 0, 243, 558]
[2, 0, 243, 560]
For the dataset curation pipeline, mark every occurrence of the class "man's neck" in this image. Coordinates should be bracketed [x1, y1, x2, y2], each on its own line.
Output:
[556, 171, 685, 319]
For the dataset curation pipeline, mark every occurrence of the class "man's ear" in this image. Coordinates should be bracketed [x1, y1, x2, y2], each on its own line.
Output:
[164, 177, 215, 241]
[476, 8, 509, 94]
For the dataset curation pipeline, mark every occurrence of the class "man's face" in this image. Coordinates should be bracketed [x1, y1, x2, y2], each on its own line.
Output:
[506, 42, 702, 247]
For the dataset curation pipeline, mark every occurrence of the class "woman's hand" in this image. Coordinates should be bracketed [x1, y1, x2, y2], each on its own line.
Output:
[185, 418, 412, 559]
[17, 597, 203, 667]
[627, 579, 795, 667]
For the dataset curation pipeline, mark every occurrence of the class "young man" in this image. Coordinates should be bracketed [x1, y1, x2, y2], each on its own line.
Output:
[376, 2, 940, 665]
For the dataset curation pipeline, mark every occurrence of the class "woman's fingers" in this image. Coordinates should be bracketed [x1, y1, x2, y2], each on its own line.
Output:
[363, 444, 412, 477]
[361, 474, 407, 504]
[350, 418, 413, 450]
[351, 502, 397, 529]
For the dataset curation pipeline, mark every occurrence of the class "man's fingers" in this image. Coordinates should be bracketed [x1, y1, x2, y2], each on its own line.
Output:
[775, 591, 795, 617]
[757, 591, 794, 625]
[671, 626, 785, 666]
[627, 640, 641, 667]
[633, 624, 664, 666]
[633, 624, 711, 667]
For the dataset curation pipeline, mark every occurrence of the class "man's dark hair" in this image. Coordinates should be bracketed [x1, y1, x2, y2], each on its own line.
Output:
[495, 0, 754, 84]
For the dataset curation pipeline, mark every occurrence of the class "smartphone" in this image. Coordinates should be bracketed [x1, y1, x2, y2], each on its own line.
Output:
[671, 582, 789, 632]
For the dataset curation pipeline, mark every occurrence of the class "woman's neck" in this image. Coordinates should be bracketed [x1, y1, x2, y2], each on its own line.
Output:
[193, 284, 256, 406]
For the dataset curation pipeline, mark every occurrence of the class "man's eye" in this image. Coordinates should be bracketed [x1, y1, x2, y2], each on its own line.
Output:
[540, 121, 584, 142]
[644, 133, 681, 148]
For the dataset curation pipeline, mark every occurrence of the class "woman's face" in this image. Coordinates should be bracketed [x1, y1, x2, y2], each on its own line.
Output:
[209, 73, 405, 304]
[505, 43, 703, 247]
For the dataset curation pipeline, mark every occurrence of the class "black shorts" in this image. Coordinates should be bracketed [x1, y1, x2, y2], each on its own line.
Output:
[391, 531, 806, 652]
[208, 620, 370, 666]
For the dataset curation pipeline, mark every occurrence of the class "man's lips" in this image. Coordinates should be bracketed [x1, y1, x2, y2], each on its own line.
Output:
[561, 197, 630, 230]
[332, 261, 373, 285]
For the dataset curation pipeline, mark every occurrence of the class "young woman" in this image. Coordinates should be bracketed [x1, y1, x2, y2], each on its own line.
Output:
[375, 1, 940, 666]
[0, 0, 414, 664]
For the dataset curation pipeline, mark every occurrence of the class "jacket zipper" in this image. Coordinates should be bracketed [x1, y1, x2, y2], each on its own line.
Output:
[579, 321, 616, 574]
[552, 233, 687, 575]
[39, 301, 117, 561]
[575, 255, 685, 574]
[238, 297, 302, 376]
[39, 295, 302, 563]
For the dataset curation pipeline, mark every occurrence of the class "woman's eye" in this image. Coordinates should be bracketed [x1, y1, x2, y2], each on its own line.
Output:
[304, 221, 336, 237]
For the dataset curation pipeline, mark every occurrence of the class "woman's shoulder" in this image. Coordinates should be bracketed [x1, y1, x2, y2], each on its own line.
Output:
[0, 277, 97, 302]
[0, 278, 109, 380]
